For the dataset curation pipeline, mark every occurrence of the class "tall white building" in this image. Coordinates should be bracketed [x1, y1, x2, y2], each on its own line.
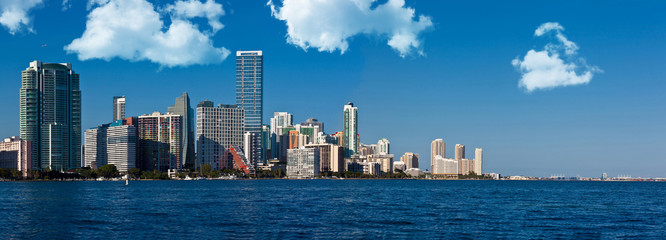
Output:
[84, 126, 107, 168]
[431, 139, 445, 172]
[196, 100, 244, 170]
[455, 144, 465, 174]
[113, 96, 125, 122]
[106, 125, 136, 172]
[377, 138, 390, 155]
[343, 103, 358, 157]
[432, 155, 458, 175]
[287, 147, 320, 178]
[270, 112, 293, 136]
[474, 148, 483, 174]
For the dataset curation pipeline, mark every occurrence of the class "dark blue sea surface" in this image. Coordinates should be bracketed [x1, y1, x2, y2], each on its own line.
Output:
[0, 180, 664, 239]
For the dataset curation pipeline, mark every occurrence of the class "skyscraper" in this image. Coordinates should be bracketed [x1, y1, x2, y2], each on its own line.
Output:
[269, 112, 293, 135]
[377, 138, 390, 155]
[287, 147, 320, 179]
[343, 102, 358, 157]
[167, 92, 195, 169]
[455, 144, 465, 174]
[236, 50, 263, 167]
[301, 118, 324, 133]
[113, 96, 125, 121]
[138, 112, 182, 171]
[431, 139, 445, 172]
[474, 148, 483, 174]
[196, 100, 244, 170]
[20, 61, 81, 171]
[401, 152, 419, 169]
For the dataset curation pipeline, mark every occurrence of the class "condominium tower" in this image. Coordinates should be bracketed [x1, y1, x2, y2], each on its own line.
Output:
[401, 152, 419, 169]
[474, 148, 483, 174]
[196, 100, 245, 170]
[377, 138, 390, 155]
[138, 112, 182, 171]
[431, 139, 445, 172]
[343, 102, 358, 157]
[167, 92, 195, 169]
[112, 96, 125, 121]
[20, 61, 81, 171]
[236, 50, 263, 167]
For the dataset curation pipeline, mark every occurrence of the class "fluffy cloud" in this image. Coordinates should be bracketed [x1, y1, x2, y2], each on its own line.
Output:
[65, 0, 230, 68]
[0, 0, 42, 34]
[268, 0, 433, 57]
[512, 22, 600, 92]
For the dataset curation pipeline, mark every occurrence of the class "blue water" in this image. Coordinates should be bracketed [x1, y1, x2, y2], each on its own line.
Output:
[0, 180, 664, 239]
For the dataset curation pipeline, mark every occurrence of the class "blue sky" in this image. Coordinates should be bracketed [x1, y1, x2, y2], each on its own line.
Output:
[1, 0, 664, 177]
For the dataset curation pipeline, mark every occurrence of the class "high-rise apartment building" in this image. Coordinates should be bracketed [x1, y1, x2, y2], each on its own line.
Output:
[0, 137, 32, 177]
[343, 102, 358, 157]
[236, 50, 263, 167]
[367, 154, 394, 174]
[455, 144, 465, 174]
[431, 139, 445, 172]
[196, 100, 244, 170]
[474, 148, 483, 174]
[304, 143, 344, 173]
[287, 147, 320, 179]
[106, 124, 137, 172]
[432, 155, 458, 175]
[84, 124, 109, 168]
[270, 112, 293, 135]
[301, 118, 324, 133]
[168, 92, 195, 169]
[113, 96, 125, 121]
[20, 61, 81, 171]
[377, 138, 390, 155]
[138, 112, 182, 171]
[401, 152, 419, 169]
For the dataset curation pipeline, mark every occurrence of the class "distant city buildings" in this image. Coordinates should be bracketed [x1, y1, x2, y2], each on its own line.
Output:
[431, 139, 445, 172]
[377, 138, 390, 155]
[113, 96, 125, 121]
[343, 102, 358, 157]
[432, 155, 458, 176]
[304, 143, 344, 173]
[84, 118, 137, 172]
[367, 154, 394, 175]
[287, 147, 320, 178]
[0, 137, 31, 177]
[401, 152, 419, 170]
[196, 100, 244, 170]
[236, 50, 263, 168]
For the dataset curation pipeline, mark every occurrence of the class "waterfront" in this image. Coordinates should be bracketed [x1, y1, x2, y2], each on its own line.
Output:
[1, 180, 664, 239]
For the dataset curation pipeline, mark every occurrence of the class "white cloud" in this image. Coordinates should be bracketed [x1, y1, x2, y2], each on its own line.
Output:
[268, 0, 433, 57]
[512, 22, 600, 92]
[65, 0, 230, 68]
[62, 0, 71, 11]
[0, 0, 42, 35]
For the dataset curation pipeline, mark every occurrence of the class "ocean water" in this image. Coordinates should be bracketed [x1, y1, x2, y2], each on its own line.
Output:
[0, 180, 664, 239]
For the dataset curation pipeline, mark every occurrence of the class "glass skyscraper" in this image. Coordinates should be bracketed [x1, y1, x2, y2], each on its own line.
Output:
[343, 102, 358, 157]
[167, 92, 195, 169]
[20, 61, 81, 171]
[236, 50, 263, 167]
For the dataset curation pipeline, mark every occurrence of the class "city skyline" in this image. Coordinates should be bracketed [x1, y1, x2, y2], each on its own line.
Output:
[0, 0, 665, 177]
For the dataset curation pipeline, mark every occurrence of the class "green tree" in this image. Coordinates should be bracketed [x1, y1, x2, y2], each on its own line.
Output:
[200, 164, 213, 178]
[98, 164, 119, 179]
[128, 168, 141, 179]
[11, 170, 22, 180]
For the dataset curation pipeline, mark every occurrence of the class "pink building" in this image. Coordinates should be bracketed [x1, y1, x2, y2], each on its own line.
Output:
[0, 137, 32, 177]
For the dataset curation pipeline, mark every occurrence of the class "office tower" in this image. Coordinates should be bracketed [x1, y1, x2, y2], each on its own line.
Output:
[236, 50, 263, 167]
[474, 148, 483, 174]
[432, 155, 458, 175]
[84, 124, 109, 168]
[270, 112, 293, 135]
[287, 147, 320, 178]
[305, 143, 344, 173]
[431, 139, 445, 172]
[106, 124, 137, 172]
[0, 137, 32, 177]
[343, 102, 358, 157]
[113, 96, 126, 121]
[20, 61, 81, 171]
[138, 112, 182, 171]
[377, 138, 390, 155]
[455, 144, 465, 174]
[167, 92, 195, 169]
[301, 118, 324, 133]
[367, 154, 394, 174]
[196, 101, 245, 170]
[401, 152, 419, 169]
